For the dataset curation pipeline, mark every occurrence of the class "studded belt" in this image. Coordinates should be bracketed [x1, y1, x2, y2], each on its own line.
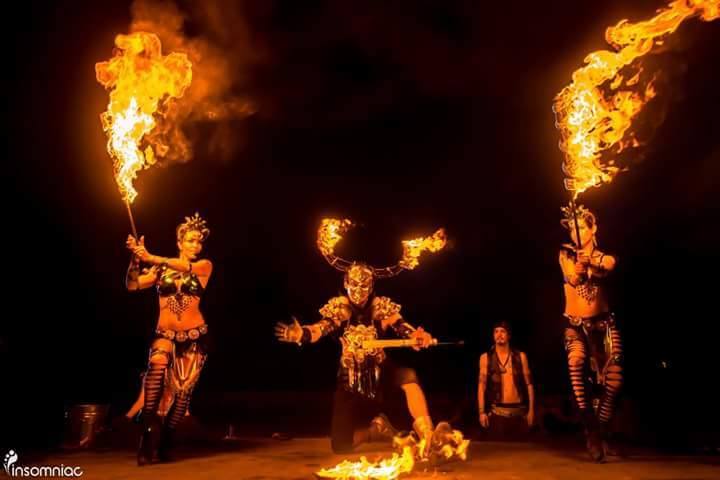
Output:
[156, 324, 208, 342]
[491, 405, 528, 418]
[565, 312, 614, 330]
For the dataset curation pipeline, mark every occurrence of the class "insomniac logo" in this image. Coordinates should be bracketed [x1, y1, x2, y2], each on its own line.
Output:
[4, 449, 84, 477]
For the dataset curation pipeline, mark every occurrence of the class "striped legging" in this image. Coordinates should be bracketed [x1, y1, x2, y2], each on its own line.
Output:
[564, 317, 623, 424]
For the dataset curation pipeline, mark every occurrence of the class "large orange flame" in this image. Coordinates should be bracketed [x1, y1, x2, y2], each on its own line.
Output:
[316, 447, 414, 480]
[96, 32, 192, 203]
[553, 0, 719, 199]
[399, 229, 447, 270]
[318, 218, 355, 257]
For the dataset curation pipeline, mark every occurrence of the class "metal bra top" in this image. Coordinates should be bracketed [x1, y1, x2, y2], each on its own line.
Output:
[156, 263, 205, 298]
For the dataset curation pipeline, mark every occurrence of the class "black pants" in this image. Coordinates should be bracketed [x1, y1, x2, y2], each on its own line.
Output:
[484, 414, 530, 441]
[330, 359, 418, 453]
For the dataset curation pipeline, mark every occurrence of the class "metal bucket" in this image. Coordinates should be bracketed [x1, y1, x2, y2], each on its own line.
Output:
[63, 404, 109, 449]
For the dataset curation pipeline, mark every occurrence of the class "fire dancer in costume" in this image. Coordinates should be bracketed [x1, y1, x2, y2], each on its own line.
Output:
[275, 220, 444, 456]
[559, 205, 622, 462]
[126, 212, 212, 465]
[478, 321, 535, 440]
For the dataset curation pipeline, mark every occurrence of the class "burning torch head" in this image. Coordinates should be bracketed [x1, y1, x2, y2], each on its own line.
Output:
[344, 262, 374, 306]
[176, 212, 210, 260]
[561, 203, 597, 248]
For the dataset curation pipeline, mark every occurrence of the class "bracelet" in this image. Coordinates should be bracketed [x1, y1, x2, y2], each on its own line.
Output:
[597, 253, 605, 267]
[392, 319, 417, 338]
[298, 327, 312, 346]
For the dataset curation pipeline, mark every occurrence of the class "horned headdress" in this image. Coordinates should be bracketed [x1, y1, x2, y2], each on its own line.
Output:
[317, 218, 447, 279]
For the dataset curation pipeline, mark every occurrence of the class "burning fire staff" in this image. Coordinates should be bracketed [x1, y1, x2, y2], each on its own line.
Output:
[558, 205, 622, 462]
[125, 213, 212, 466]
[275, 219, 446, 456]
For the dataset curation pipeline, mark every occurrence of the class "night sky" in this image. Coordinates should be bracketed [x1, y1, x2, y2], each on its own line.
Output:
[6, 0, 719, 449]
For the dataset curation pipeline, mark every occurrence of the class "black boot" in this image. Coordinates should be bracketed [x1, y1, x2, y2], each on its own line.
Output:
[600, 423, 622, 457]
[137, 416, 161, 466]
[157, 427, 175, 463]
[582, 412, 605, 463]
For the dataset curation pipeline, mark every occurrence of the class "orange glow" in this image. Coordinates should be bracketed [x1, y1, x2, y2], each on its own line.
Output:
[553, 0, 718, 198]
[400, 229, 447, 270]
[96, 32, 192, 202]
[438, 430, 470, 461]
[316, 447, 414, 480]
[318, 218, 354, 257]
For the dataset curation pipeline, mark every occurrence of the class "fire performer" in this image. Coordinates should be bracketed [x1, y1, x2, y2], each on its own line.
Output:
[550, 0, 720, 462]
[275, 219, 445, 456]
[125, 212, 212, 465]
[559, 205, 622, 462]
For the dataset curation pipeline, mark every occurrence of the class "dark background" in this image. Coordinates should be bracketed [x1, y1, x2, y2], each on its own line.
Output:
[6, 0, 719, 450]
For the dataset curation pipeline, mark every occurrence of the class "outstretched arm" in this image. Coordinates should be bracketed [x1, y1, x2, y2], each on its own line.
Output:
[274, 316, 340, 345]
[375, 296, 433, 350]
[385, 315, 433, 350]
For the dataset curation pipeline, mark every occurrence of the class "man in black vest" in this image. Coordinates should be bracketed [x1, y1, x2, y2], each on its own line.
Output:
[477, 321, 535, 439]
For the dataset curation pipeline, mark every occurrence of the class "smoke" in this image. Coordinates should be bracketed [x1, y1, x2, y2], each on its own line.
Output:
[129, 0, 259, 164]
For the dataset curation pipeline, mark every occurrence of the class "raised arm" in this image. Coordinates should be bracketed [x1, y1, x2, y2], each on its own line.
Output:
[127, 234, 213, 277]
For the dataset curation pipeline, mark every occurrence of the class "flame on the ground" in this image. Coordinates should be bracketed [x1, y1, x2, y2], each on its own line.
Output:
[394, 421, 469, 464]
[436, 428, 470, 461]
[316, 423, 469, 479]
[317, 218, 354, 257]
[553, 0, 719, 198]
[96, 31, 192, 203]
[399, 229, 447, 270]
[315, 446, 414, 480]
